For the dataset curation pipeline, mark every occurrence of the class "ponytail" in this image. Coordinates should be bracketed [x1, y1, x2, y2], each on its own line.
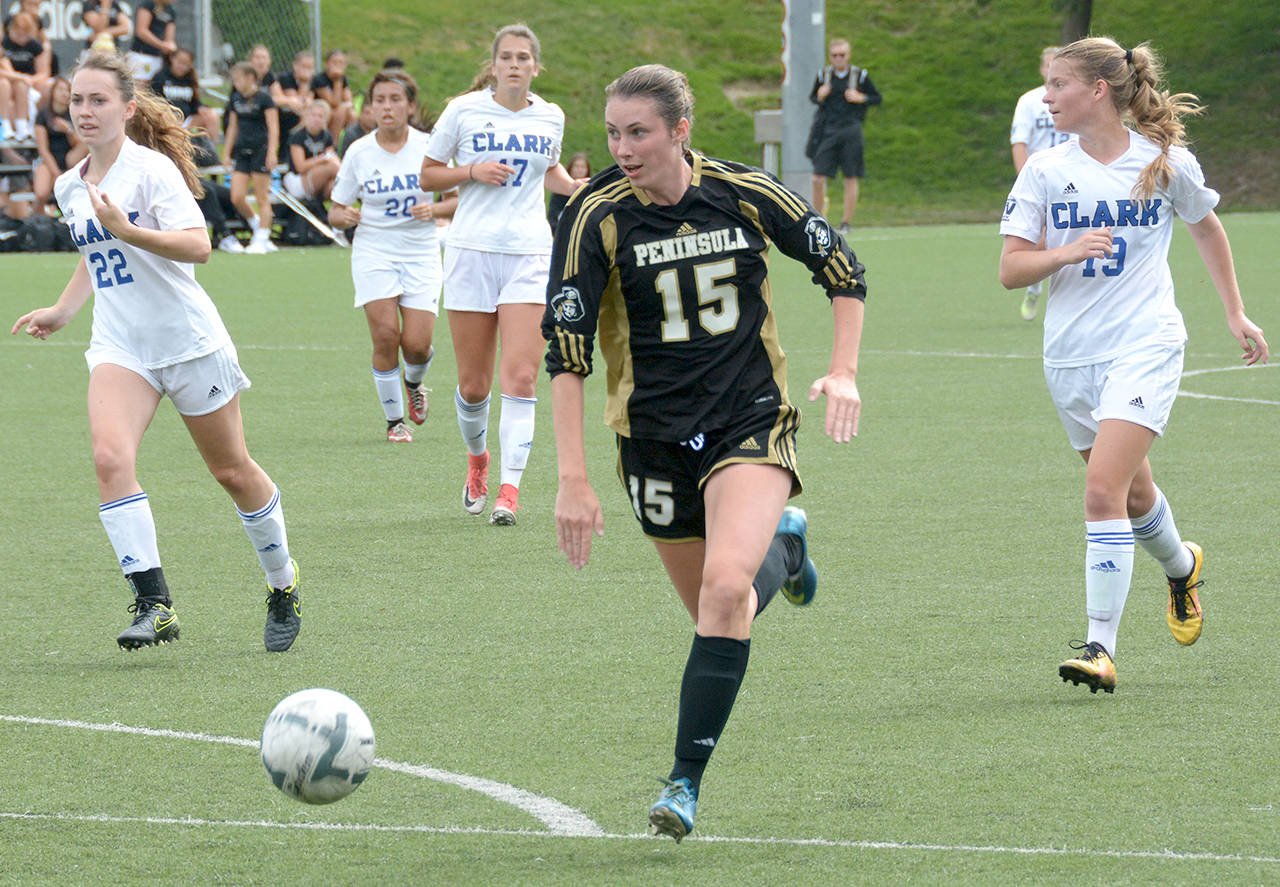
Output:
[1056, 37, 1202, 200]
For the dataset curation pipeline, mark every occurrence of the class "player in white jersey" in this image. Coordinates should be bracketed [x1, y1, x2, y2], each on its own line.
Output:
[998, 37, 1267, 694]
[330, 69, 456, 443]
[420, 23, 585, 526]
[1009, 45, 1072, 321]
[10, 51, 303, 653]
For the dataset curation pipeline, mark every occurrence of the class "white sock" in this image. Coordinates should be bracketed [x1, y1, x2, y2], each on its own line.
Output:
[1084, 519, 1134, 657]
[252, 225, 271, 242]
[373, 365, 404, 422]
[404, 347, 433, 388]
[238, 486, 294, 588]
[456, 388, 490, 456]
[99, 492, 162, 574]
[1131, 486, 1194, 579]
[498, 393, 536, 488]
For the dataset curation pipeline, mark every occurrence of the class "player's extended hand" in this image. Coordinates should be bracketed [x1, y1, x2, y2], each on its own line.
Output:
[86, 182, 129, 238]
[555, 477, 604, 570]
[809, 371, 861, 443]
[11, 305, 70, 339]
[409, 200, 434, 222]
[1228, 313, 1269, 366]
[470, 161, 514, 186]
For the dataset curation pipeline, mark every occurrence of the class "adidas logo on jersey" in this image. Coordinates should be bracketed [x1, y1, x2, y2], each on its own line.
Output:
[1129, 396, 1145, 409]
[1063, 182, 1078, 194]
[676, 222, 697, 236]
[484, 121, 494, 128]
[207, 385, 222, 398]
[738, 436, 761, 451]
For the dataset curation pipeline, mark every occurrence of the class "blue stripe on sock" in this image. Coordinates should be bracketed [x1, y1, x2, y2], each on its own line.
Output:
[238, 488, 280, 521]
[100, 492, 148, 512]
[1132, 500, 1167, 537]
[499, 393, 537, 404]
[372, 366, 401, 379]
[455, 389, 490, 411]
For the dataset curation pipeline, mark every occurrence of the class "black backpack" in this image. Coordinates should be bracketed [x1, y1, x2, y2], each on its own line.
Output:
[18, 214, 76, 252]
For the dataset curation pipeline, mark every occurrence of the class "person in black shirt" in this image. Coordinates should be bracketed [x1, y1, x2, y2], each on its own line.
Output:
[546, 150, 589, 232]
[807, 38, 881, 234]
[126, 0, 176, 84]
[545, 64, 866, 842]
[311, 49, 353, 141]
[338, 93, 373, 157]
[222, 62, 279, 253]
[80, 0, 129, 51]
[2, 11, 50, 140]
[273, 50, 315, 142]
[32, 75, 84, 209]
[149, 46, 221, 137]
[283, 100, 339, 200]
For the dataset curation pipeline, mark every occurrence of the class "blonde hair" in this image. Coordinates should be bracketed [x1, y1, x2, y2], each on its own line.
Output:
[1056, 37, 1203, 200]
[605, 64, 695, 150]
[73, 50, 203, 197]
[468, 23, 541, 93]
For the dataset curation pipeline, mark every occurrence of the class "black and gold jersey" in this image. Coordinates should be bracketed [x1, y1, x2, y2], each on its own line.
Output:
[543, 151, 866, 442]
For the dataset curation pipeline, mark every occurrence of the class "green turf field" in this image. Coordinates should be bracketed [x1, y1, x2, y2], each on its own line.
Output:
[1, 215, 1276, 885]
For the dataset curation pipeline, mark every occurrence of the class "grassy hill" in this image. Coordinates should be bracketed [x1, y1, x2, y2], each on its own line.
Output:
[322, 0, 1279, 225]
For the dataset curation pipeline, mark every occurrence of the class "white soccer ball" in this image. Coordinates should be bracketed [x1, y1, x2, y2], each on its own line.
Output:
[260, 688, 375, 804]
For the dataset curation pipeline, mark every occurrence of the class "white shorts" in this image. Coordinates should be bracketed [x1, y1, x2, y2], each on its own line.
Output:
[282, 171, 308, 199]
[126, 52, 166, 81]
[351, 247, 442, 312]
[1044, 340, 1184, 451]
[443, 247, 550, 312]
[86, 343, 251, 417]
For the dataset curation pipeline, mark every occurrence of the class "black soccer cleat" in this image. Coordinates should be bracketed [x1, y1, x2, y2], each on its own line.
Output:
[117, 597, 180, 650]
[264, 559, 301, 652]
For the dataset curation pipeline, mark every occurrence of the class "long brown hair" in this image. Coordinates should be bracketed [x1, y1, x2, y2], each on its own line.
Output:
[73, 49, 203, 197]
[1056, 37, 1203, 200]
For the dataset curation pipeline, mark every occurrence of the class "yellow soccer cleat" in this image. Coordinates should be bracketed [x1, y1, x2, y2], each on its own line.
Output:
[1058, 640, 1117, 694]
[1166, 541, 1204, 645]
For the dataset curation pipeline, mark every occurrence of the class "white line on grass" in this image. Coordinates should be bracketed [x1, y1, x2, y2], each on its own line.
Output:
[0, 714, 603, 837]
[2, 811, 1278, 865]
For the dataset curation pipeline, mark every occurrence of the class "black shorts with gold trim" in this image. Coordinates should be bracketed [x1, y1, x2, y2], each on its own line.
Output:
[615, 405, 801, 541]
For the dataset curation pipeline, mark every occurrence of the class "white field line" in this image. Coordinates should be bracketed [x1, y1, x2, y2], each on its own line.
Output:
[2, 811, 1278, 865]
[0, 714, 603, 837]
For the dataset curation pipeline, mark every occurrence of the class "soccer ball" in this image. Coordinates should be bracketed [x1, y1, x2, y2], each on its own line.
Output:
[260, 688, 375, 804]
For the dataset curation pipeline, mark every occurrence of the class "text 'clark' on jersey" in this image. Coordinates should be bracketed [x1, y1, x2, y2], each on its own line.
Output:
[543, 152, 866, 442]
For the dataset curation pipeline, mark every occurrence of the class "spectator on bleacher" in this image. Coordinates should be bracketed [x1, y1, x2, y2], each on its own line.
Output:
[273, 50, 314, 139]
[81, 0, 129, 52]
[283, 99, 338, 202]
[149, 46, 220, 138]
[221, 61, 278, 254]
[2, 11, 51, 139]
[311, 49, 353, 141]
[32, 75, 84, 211]
[3, 0, 55, 77]
[126, 0, 177, 85]
[338, 92, 372, 157]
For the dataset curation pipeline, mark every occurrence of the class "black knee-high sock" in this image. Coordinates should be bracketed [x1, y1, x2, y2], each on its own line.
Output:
[752, 532, 805, 617]
[669, 634, 751, 791]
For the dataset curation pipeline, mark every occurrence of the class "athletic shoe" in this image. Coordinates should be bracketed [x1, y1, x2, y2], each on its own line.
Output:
[244, 240, 268, 255]
[1020, 288, 1039, 321]
[387, 421, 413, 443]
[836, 222, 851, 236]
[406, 382, 429, 425]
[463, 450, 489, 515]
[262, 239, 279, 253]
[1166, 541, 1204, 646]
[649, 777, 697, 842]
[117, 597, 180, 650]
[489, 484, 519, 526]
[1058, 640, 1117, 694]
[218, 235, 245, 254]
[776, 505, 817, 606]
[264, 559, 301, 652]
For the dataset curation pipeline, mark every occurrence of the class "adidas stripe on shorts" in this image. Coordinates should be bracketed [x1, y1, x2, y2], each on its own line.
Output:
[1044, 339, 1184, 451]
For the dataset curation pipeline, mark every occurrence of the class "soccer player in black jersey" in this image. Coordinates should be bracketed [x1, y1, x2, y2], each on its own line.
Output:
[544, 64, 867, 842]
